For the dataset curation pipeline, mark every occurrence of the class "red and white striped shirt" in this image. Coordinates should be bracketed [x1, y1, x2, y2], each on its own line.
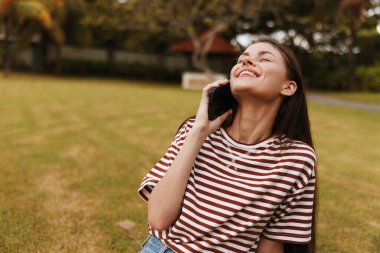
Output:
[138, 118, 316, 253]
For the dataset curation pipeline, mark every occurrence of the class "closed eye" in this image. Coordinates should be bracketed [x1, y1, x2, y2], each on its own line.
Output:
[260, 58, 271, 62]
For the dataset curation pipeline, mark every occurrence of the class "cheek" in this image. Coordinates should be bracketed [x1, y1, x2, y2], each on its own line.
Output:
[276, 65, 288, 80]
[267, 67, 288, 84]
[229, 65, 238, 78]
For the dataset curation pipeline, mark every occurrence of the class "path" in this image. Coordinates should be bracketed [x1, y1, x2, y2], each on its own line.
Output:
[307, 93, 380, 112]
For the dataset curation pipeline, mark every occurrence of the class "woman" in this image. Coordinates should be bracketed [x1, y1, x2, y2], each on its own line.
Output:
[138, 37, 317, 253]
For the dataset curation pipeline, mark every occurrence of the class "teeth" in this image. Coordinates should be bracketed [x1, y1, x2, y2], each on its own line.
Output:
[239, 70, 257, 77]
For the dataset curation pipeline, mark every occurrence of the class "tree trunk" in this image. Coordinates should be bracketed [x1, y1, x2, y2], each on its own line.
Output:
[3, 17, 11, 78]
[191, 36, 213, 80]
[347, 12, 357, 91]
[54, 43, 62, 75]
[188, 24, 226, 82]
[106, 43, 115, 75]
[32, 29, 49, 72]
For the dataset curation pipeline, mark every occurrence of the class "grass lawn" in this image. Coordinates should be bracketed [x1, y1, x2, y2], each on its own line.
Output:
[0, 74, 379, 253]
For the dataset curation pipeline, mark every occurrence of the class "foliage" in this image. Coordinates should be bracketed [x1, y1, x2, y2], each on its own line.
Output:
[298, 48, 380, 92]
[0, 0, 66, 43]
[0, 0, 64, 76]
[79, 0, 138, 49]
[357, 27, 380, 66]
[61, 0, 91, 47]
[357, 64, 380, 91]
[311, 0, 377, 90]
[84, 0, 379, 91]
[2, 0, 380, 91]
[123, 0, 294, 74]
[0, 0, 90, 76]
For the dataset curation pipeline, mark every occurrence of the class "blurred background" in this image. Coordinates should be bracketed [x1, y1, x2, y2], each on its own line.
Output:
[0, 0, 379, 252]
[1, 0, 380, 91]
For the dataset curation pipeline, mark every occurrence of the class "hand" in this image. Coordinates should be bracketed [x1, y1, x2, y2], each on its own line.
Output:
[192, 79, 232, 137]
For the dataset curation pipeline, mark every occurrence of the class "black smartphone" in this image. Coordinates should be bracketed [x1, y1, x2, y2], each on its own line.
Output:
[208, 82, 237, 121]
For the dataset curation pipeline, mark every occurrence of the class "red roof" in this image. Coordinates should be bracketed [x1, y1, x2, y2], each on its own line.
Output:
[170, 31, 237, 54]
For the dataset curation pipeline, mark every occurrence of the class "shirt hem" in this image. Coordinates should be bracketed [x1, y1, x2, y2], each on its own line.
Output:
[261, 234, 311, 244]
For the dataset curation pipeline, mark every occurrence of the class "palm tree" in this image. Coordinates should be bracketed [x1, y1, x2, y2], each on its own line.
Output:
[53, 0, 88, 74]
[0, 0, 64, 78]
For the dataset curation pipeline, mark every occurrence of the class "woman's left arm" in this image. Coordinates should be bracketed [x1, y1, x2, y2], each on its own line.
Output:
[257, 237, 284, 253]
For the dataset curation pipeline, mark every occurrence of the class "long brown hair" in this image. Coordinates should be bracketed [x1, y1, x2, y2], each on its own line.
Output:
[178, 37, 318, 253]
[252, 37, 318, 253]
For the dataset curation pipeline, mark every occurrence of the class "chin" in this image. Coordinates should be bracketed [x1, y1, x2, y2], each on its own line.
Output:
[231, 79, 257, 93]
[230, 83, 254, 102]
[231, 82, 278, 103]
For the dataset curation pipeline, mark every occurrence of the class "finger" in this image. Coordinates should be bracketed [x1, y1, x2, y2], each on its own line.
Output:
[217, 109, 233, 123]
[201, 82, 221, 99]
[201, 79, 229, 99]
[218, 79, 230, 85]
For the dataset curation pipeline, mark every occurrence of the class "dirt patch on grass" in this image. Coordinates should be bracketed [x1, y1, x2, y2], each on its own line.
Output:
[39, 171, 105, 252]
[61, 144, 96, 163]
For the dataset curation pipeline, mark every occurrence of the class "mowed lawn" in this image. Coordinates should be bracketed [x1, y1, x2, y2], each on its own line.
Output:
[0, 74, 379, 253]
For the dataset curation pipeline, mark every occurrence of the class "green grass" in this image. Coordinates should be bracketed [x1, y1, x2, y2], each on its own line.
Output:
[315, 91, 380, 106]
[0, 74, 379, 252]
[309, 103, 380, 252]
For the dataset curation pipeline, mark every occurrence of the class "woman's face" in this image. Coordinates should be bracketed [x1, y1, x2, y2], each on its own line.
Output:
[230, 42, 292, 103]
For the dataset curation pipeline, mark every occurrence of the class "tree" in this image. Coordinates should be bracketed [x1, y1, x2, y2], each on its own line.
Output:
[314, 0, 373, 90]
[79, 0, 139, 69]
[49, 0, 88, 74]
[0, 0, 64, 77]
[336, 0, 372, 91]
[125, 0, 293, 80]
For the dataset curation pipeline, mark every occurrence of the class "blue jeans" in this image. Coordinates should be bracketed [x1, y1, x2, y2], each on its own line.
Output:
[139, 234, 176, 253]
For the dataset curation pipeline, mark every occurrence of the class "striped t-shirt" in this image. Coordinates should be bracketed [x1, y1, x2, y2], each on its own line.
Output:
[138, 118, 316, 253]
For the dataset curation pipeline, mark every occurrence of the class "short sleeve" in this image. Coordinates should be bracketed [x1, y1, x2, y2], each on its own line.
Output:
[137, 118, 194, 203]
[262, 150, 316, 244]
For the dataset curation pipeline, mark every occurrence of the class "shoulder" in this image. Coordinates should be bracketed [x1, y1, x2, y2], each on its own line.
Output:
[277, 135, 316, 161]
[276, 135, 317, 177]
[176, 117, 196, 134]
[171, 117, 196, 146]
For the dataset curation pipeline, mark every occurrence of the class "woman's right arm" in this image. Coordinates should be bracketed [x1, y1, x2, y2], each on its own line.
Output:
[147, 80, 231, 231]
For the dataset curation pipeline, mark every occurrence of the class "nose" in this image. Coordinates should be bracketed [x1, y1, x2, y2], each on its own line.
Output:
[242, 57, 254, 66]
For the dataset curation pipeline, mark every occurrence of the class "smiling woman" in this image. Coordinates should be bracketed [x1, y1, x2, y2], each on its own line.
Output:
[231, 44, 296, 106]
[138, 37, 317, 253]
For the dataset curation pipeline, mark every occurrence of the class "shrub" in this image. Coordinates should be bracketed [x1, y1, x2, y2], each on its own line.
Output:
[357, 65, 380, 92]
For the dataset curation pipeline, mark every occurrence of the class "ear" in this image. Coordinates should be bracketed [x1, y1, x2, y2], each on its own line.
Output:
[280, 80, 297, 96]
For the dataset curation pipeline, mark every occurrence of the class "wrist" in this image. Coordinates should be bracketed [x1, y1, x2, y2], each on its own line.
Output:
[188, 125, 209, 140]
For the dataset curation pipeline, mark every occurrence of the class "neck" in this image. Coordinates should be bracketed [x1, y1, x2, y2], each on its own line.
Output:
[225, 99, 281, 145]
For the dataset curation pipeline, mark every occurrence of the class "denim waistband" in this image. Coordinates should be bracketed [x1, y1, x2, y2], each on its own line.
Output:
[140, 234, 175, 253]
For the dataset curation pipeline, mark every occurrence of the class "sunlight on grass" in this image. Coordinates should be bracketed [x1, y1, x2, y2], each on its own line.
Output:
[0, 74, 379, 252]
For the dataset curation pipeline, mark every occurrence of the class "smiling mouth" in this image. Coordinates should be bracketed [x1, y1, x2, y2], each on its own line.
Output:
[237, 70, 259, 78]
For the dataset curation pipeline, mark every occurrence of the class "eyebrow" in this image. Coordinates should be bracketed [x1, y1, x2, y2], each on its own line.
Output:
[240, 50, 275, 57]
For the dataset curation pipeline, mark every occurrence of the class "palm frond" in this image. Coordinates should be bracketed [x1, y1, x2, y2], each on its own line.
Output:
[16, 0, 53, 28]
